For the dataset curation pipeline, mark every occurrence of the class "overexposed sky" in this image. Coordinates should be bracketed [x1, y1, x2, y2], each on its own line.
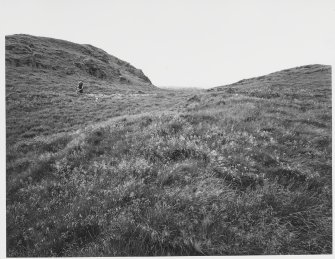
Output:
[1, 0, 335, 88]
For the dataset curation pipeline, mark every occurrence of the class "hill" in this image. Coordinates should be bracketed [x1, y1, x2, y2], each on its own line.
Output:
[6, 39, 332, 257]
[6, 34, 152, 86]
[210, 64, 330, 98]
[5, 34, 177, 145]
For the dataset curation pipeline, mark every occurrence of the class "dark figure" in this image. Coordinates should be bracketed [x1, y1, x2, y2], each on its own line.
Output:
[77, 81, 83, 93]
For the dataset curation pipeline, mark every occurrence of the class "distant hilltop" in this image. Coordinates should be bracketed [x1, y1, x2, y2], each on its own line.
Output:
[5, 34, 153, 86]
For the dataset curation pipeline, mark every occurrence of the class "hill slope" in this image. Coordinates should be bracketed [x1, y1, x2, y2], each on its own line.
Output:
[6, 34, 176, 145]
[210, 64, 330, 98]
[6, 59, 332, 256]
[6, 34, 152, 85]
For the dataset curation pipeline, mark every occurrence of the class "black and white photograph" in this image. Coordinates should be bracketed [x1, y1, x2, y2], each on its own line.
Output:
[2, 0, 334, 257]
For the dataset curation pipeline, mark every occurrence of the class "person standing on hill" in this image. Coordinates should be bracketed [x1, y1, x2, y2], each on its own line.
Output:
[77, 81, 84, 94]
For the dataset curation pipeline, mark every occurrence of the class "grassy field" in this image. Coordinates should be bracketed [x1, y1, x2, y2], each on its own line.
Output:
[6, 61, 332, 256]
[5, 66, 199, 145]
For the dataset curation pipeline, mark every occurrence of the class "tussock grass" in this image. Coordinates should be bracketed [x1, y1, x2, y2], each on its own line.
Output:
[6, 65, 332, 256]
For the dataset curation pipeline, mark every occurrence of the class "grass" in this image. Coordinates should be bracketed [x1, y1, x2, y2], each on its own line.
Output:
[6, 56, 332, 256]
[5, 66, 195, 145]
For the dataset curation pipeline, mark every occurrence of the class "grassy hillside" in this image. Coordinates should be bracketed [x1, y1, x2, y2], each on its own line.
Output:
[5, 34, 162, 145]
[6, 36, 332, 256]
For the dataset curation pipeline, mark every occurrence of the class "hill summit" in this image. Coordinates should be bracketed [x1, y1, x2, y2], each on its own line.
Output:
[6, 34, 153, 88]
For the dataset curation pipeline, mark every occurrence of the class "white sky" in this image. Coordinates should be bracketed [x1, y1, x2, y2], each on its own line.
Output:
[1, 0, 335, 88]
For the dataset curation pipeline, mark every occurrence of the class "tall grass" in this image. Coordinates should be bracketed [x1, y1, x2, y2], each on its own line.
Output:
[6, 65, 332, 256]
[7, 97, 332, 255]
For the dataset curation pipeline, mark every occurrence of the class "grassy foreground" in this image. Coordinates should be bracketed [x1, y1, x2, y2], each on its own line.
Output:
[6, 65, 332, 256]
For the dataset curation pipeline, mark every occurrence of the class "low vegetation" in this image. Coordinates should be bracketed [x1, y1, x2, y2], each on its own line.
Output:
[5, 67, 191, 145]
[6, 64, 332, 256]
